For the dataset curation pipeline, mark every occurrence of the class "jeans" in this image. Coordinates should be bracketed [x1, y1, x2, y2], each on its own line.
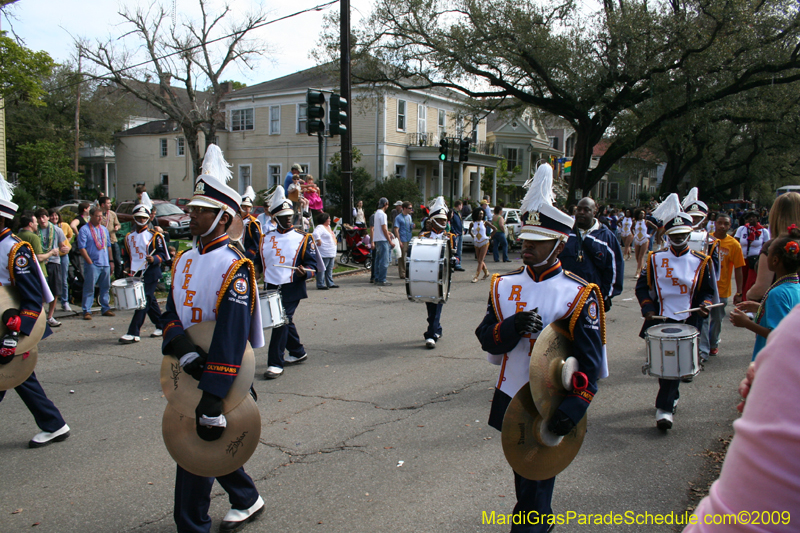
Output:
[110, 242, 122, 279]
[374, 240, 390, 283]
[82, 263, 111, 314]
[59, 254, 70, 305]
[317, 257, 335, 288]
[700, 297, 728, 356]
[455, 234, 463, 265]
[492, 232, 509, 261]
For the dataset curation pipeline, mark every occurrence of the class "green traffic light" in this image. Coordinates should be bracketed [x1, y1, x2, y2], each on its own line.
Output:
[439, 153, 447, 161]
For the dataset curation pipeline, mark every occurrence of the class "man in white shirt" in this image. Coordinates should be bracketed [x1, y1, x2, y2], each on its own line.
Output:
[372, 197, 396, 286]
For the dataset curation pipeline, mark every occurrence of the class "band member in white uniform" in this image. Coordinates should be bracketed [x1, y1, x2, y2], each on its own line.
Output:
[120, 204, 169, 343]
[0, 173, 70, 448]
[259, 186, 319, 379]
[240, 186, 262, 262]
[475, 164, 606, 532]
[636, 194, 715, 431]
[161, 145, 266, 533]
[418, 197, 457, 349]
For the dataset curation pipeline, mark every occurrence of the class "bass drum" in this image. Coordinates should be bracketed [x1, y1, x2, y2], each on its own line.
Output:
[404, 237, 451, 303]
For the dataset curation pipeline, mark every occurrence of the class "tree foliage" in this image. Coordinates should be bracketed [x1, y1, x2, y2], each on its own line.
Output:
[16, 140, 81, 205]
[0, 31, 55, 106]
[481, 158, 523, 201]
[325, 0, 800, 200]
[80, 0, 271, 178]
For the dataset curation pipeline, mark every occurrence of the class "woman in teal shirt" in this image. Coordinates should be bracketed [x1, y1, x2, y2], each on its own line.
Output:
[731, 225, 800, 360]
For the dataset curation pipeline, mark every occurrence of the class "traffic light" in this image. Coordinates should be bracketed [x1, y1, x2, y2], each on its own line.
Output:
[458, 139, 470, 162]
[329, 93, 348, 136]
[306, 90, 325, 135]
[439, 138, 449, 161]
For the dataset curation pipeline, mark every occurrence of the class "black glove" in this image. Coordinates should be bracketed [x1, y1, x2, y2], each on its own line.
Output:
[0, 333, 17, 364]
[182, 347, 209, 381]
[167, 334, 197, 359]
[604, 298, 612, 312]
[547, 410, 576, 436]
[514, 308, 543, 335]
[195, 391, 225, 442]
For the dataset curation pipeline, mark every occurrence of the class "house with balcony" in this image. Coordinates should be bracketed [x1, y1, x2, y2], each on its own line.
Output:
[114, 64, 507, 204]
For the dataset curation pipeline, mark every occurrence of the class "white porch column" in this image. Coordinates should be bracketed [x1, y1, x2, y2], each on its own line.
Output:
[457, 163, 464, 199]
[437, 159, 444, 197]
[104, 162, 109, 196]
[492, 168, 497, 205]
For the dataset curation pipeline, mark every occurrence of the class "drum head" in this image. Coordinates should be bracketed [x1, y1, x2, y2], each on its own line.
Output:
[162, 396, 261, 478]
[160, 321, 255, 417]
[501, 385, 587, 480]
[646, 323, 698, 338]
[228, 214, 244, 243]
[439, 239, 451, 302]
[0, 346, 37, 391]
[0, 286, 46, 355]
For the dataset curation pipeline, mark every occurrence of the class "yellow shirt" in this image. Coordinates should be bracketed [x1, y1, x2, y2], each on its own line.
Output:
[714, 235, 746, 298]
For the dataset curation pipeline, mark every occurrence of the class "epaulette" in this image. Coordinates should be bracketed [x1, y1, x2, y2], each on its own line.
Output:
[227, 243, 246, 259]
[498, 265, 525, 278]
[293, 228, 307, 236]
[564, 270, 589, 286]
[690, 249, 708, 260]
[419, 231, 431, 238]
[170, 250, 185, 282]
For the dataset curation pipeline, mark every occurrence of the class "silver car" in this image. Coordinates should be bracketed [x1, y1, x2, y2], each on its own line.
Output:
[462, 207, 521, 249]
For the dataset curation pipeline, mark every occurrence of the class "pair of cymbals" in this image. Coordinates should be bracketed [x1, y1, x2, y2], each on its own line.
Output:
[501, 324, 587, 480]
[160, 321, 261, 477]
[0, 347, 38, 391]
[0, 286, 47, 355]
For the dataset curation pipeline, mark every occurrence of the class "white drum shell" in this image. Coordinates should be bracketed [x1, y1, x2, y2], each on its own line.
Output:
[644, 324, 699, 379]
[687, 230, 708, 254]
[112, 278, 147, 310]
[405, 237, 450, 303]
[259, 290, 286, 329]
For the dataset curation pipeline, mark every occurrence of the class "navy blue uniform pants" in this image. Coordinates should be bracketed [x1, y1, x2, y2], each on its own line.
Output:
[656, 379, 680, 412]
[268, 299, 304, 368]
[127, 278, 163, 336]
[511, 472, 556, 532]
[424, 302, 443, 340]
[0, 371, 66, 433]
[174, 465, 259, 533]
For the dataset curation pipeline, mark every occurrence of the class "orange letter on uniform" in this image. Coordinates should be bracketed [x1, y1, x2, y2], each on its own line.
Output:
[191, 308, 203, 323]
[183, 290, 196, 307]
[508, 285, 522, 302]
[661, 258, 670, 268]
[182, 259, 192, 274]
[181, 274, 193, 290]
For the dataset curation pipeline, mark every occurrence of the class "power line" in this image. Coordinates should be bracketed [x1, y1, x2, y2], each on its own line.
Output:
[54, 0, 339, 93]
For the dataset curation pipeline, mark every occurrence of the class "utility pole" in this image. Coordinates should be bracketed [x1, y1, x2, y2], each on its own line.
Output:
[74, 53, 82, 173]
[340, 0, 353, 226]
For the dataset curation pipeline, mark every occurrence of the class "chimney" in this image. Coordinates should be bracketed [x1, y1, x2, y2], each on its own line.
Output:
[221, 81, 234, 95]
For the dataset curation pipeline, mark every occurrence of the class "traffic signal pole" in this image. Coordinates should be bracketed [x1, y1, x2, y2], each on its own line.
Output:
[340, 0, 353, 226]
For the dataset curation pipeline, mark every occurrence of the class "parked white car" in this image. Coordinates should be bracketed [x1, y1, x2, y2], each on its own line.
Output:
[461, 208, 521, 249]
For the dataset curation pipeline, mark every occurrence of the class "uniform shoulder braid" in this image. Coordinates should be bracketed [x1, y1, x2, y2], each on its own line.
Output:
[563, 270, 589, 286]
[217, 258, 257, 315]
[227, 242, 246, 259]
[8, 241, 35, 284]
[568, 283, 606, 345]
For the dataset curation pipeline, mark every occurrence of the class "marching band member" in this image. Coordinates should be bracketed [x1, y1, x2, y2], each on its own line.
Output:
[0, 174, 70, 448]
[260, 186, 318, 379]
[475, 164, 606, 532]
[240, 185, 262, 262]
[418, 197, 457, 349]
[636, 194, 715, 431]
[161, 146, 265, 532]
[119, 204, 169, 344]
[559, 196, 624, 310]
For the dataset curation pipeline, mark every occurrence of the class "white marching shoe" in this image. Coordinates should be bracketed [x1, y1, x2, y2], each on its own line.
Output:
[220, 495, 265, 532]
[656, 409, 673, 431]
[150, 329, 163, 337]
[29, 424, 70, 448]
[263, 366, 284, 379]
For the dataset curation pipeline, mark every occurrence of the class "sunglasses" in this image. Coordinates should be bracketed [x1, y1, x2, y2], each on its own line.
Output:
[188, 206, 219, 215]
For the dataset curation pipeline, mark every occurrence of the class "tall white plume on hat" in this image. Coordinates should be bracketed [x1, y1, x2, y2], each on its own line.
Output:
[0, 172, 18, 219]
[140, 191, 153, 209]
[428, 196, 448, 219]
[268, 185, 293, 217]
[243, 186, 256, 202]
[652, 193, 683, 226]
[520, 163, 556, 215]
[200, 144, 233, 184]
[681, 187, 699, 210]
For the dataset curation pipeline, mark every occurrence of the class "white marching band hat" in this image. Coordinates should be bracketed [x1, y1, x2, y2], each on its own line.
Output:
[132, 204, 151, 219]
[268, 186, 293, 217]
[187, 145, 242, 217]
[241, 186, 256, 208]
[681, 187, 708, 217]
[518, 163, 574, 241]
[653, 193, 693, 235]
[0, 173, 18, 220]
[428, 196, 448, 220]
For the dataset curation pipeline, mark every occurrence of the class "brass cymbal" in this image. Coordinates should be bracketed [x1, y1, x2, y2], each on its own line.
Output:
[162, 395, 261, 478]
[529, 324, 573, 420]
[0, 346, 38, 391]
[501, 385, 587, 481]
[228, 214, 244, 243]
[160, 321, 255, 417]
[0, 286, 46, 355]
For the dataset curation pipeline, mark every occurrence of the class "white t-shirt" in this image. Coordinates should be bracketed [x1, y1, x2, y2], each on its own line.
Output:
[373, 209, 388, 242]
[735, 225, 770, 258]
[313, 225, 337, 258]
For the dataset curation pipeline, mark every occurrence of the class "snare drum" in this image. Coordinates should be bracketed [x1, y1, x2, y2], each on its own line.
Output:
[259, 289, 287, 329]
[405, 237, 451, 303]
[112, 278, 147, 310]
[687, 230, 709, 254]
[643, 323, 699, 380]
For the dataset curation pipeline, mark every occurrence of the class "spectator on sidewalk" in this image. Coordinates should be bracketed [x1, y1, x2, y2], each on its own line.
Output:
[313, 212, 339, 290]
[372, 197, 396, 286]
[49, 209, 73, 312]
[18, 213, 60, 325]
[35, 209, 69, 327]
[451, 200, 465, 271]
[394, 201, 414, 278]
[77, 206, 114, 320]
[491, 205, 510, 263]
[99, 196, 122, 279]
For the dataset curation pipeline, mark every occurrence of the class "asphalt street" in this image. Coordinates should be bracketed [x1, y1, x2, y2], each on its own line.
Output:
[0, 251, 754, 533]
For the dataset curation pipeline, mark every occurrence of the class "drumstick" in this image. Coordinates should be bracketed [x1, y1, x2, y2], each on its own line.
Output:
[674, 302, 725, 314]
[272, 264, 316, 273]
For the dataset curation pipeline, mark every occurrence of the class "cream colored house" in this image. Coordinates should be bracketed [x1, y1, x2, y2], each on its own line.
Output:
[114, 65, 505, 203]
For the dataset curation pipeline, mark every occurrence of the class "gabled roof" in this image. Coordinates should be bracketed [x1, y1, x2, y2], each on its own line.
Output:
[115, 119, 179, 137]
[228, 64, 339, 98]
